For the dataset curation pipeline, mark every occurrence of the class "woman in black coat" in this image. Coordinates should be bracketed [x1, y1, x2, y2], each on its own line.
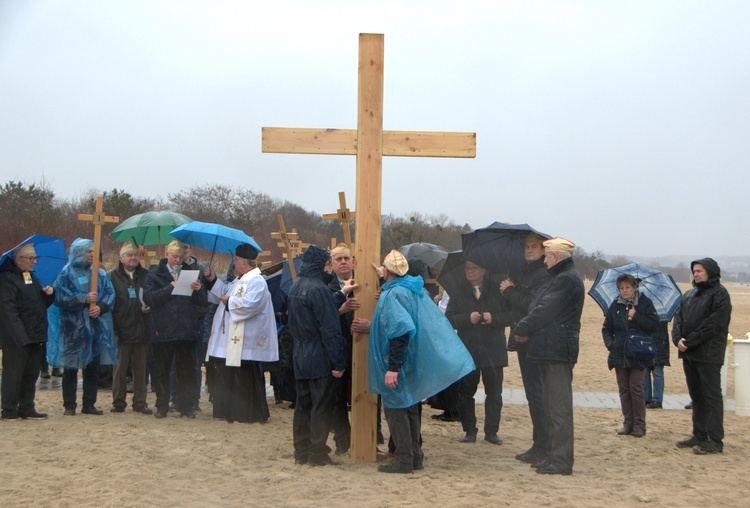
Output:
[602, 274, 660, 438]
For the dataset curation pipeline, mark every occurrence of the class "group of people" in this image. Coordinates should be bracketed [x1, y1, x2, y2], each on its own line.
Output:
[0, 232, 733, 474]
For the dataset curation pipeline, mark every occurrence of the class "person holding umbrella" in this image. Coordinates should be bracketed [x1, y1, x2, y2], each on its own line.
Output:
[601, 274, 661, 438]
[0, 243, 55, 420]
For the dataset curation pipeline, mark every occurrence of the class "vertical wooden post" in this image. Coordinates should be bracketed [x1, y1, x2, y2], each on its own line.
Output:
[78, 196, 119, 307]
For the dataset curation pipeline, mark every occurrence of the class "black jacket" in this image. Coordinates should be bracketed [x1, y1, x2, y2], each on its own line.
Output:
[446, 277, 509, 368]
[671, 258, 731, 365]
[287, 246, 347, 380]
[0, 258, 54, 347]
[143, 259, 208, 343]
[602, 292, 661, 370]
[503, 256, 550, 352]
[108, 262, 151, 343]
[513, 257, 584, 364]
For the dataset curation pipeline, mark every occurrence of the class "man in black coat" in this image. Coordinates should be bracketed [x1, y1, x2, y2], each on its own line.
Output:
[143, 240, 207, 419]
[287, 245, 347, 466]
[500, 233, 551, 464]
[446, 259, 508, 445]
[0, 243, 54, 420]
[513, 237, 584, 475]
[673, 258, 731, 455]
[108, 242, 153, 414]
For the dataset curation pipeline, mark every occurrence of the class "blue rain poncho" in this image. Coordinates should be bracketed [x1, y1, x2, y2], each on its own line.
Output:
[47, 238, 117, 369]
[369, 274, 475, 409]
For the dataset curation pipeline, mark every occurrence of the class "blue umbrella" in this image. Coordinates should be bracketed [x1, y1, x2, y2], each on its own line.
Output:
[588, 263, 682, 322]
[169, 221, 263, 266]
[461, 222, 550, 279]
[0, 235, 67, 287]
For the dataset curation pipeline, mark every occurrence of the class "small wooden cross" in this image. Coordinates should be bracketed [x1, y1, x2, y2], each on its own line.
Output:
[262, 34, 475, 462]
[270, 214, 307, 282]
[322, 191, 356, 250]
[78, 196, 119, 309]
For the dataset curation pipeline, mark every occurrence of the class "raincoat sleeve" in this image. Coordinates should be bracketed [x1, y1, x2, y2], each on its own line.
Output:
[683, 288, 732, 349]
[671, 304, 684, 345]
[601, 302, 616, 351]
[312, 286, 347, 371]
[143, 273, 174, 308]
[53, 270, 89, 310]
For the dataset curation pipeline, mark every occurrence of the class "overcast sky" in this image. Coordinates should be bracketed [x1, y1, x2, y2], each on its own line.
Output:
[1, 1, 748, 257]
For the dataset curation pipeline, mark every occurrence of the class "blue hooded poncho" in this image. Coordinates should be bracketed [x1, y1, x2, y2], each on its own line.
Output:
[369, 274, 475, 409]
[47, 238, 117, 369]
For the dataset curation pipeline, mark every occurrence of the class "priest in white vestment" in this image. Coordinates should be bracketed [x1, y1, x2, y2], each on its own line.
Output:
[205, 243, 278, 423]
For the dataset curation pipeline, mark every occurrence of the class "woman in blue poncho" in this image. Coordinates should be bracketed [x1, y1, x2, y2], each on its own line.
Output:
[48, 238, 116, 416]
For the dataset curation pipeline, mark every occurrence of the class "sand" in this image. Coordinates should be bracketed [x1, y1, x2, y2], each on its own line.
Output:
[2, 282, 749, 507]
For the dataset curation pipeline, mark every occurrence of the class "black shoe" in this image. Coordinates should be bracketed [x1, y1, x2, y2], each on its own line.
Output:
[485, 433, 503, 445]
[154, 409, 168, 419]
[617, 427, 632, 436]
[516, 448, 545, 464]
[693, 438, 723, 455]
[631, 429, 646, 438]
[64, 409, 76, 416]
[377, 431, 385, 445]
[168, 403, 178, 413]
[40, 369, 51, 379]
[51, 368, 63, 377]
[536, 464, 572, 475]
[19, 410, 48, 420]
[181, 411, 196, 419]
[676, 436, 706, 448]
[133, 406, 153, 415]
[110, 407, 125, 413]
[413, 459, 424, 471]
[82, 406, 103, 415]
[684, 401, 694, 410]
[308, 455, 338, 467]
[437, 413, 460, 422]
[378, 461, 413, 474]
[531, 458, 552, 469]
[1, 414, 20, 421]
[646, 401, 663, 409]
[335, 446, 350, 456]
[460, 431, 477, 443]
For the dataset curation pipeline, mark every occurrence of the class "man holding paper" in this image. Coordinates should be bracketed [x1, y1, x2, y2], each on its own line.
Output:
[205, 244, 278, 423]
[143, 240, 207, 419]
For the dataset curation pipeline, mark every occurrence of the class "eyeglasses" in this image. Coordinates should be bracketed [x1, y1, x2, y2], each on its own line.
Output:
[19, 256, 39, 262]
[464, 265, 482, 271]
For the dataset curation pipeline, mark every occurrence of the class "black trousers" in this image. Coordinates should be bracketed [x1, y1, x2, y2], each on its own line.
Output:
[293, 376, 335, 463]
[62, 355, 100, 411]
[1, 342, 43, 417]
[683, 358, 724, 445]
[384, 404, 423, 468]
[518, 351, 550, 453]
[330, 373, 351, 451]
[458, 364, 504, 435]
[152, 341, 196, 414]
[540, 362, 574, 470]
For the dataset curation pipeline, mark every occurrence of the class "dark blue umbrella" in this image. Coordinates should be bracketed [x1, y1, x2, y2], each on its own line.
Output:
[0, 235, 67, 287]
[280, 256, 303, 295]
[169, 221, 263, 266]
[435, 250, 466, 298]
[588, 263, 682, 322]
[461, 222, 550, 279]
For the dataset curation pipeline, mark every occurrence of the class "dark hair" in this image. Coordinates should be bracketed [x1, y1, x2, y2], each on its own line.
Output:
[616, 274, 637, 287]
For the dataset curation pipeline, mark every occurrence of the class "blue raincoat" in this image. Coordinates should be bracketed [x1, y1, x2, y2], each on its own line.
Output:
[47, 238, 117, 369]
[369, 274, 475, 409]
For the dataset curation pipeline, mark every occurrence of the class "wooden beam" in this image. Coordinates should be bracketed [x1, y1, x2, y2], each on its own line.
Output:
[383, 131, 476, 158]
[262, 128, 357, 155]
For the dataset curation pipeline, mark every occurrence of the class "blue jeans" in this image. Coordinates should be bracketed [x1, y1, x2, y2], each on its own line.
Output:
[643, 365, 664, 403]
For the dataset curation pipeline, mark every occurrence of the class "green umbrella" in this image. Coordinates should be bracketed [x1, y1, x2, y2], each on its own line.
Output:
[111, 211, 193, 247]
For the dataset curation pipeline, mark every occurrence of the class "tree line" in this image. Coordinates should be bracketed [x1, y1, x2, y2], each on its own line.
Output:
[1, 179, 699, 283]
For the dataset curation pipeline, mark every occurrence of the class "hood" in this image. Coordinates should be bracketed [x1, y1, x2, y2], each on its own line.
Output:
[299, 245, 331, 277]
[691, 257, 721, 288]
[68, 238, 94, 268]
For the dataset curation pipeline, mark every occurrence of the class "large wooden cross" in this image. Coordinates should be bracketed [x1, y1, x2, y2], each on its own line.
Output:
[78, 195, 119, 308]
[262, 33, 476, 462]
[322, 191, 356, 249]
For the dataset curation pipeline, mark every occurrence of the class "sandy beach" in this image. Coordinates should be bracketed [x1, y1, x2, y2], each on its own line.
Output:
[2, 282, 749, 507]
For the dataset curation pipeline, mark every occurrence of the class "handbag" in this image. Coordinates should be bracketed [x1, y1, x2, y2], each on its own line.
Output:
[625, 330, 657, 360]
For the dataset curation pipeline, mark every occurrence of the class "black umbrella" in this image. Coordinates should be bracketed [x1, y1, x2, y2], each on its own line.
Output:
[461, 222, 550, 279]
[436, 251, 466, 298]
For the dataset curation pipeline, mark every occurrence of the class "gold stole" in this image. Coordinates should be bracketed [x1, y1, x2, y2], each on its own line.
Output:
[225, 280, 249, 367]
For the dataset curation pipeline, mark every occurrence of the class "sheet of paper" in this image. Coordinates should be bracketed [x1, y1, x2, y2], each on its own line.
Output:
[171, 269, 200, 296]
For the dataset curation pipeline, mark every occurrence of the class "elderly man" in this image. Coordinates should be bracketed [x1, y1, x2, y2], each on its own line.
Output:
[143, 240, 207, 419]
[500, 233, 551, 464]
[513, 237, 584, 475]
[204, 244, 278, 423]
[0, 243, 55, 420]
[108, 242, 152, 414]
[369, 250, 474, 473]
[287, 245, 347, 467]
[48, 238, 117, 416]
[673, 258, 731, 455]
[446, 259, 508, 445]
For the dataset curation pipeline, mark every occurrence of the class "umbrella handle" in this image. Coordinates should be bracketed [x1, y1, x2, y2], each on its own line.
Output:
[207, 236, 218, 269]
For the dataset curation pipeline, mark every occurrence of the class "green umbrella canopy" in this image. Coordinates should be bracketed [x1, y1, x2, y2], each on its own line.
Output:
[111, 211, 193, 246]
